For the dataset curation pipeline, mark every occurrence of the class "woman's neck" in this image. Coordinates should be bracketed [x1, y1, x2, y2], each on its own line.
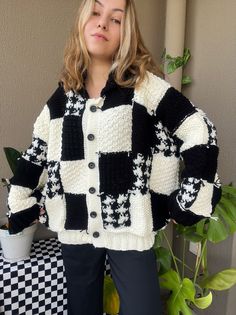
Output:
[85, 60, 111, 99]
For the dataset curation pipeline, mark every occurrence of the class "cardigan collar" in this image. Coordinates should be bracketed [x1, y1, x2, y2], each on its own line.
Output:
[79, 70, 133, 99]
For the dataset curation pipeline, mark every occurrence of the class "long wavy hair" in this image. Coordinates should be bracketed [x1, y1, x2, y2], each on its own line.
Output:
[59, 0, 162, 93]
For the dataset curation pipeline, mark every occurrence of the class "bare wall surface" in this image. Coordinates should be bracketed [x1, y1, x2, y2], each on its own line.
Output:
[0, 0, 82, 239]
[0, 0, 166, 238]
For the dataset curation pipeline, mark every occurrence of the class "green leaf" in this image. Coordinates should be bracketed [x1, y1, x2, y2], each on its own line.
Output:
[182, 75, 192, 85]
[217, 204, 236, 234]
[3, 147, 21, 175]
[196, 219, 206, 236]
[194, 291, 212, 309]
[175, 224, 204, 242]
[222, 185, 236, 196]
[103, 275, 120, 314]
[159, 269, 195, 315]
[154, 246, 172, 275]
[200, 269, 236, 291]
[176, 224, 196, 235]
[220, 196, 236, 221]
[153, 230, 164, 248]
[183, 48, 191, 65]
[167, 61, 179, 74]
[206, 214, 229, 243]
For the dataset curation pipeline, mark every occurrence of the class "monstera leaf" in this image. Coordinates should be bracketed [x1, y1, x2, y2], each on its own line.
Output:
[207, 186, 236, 243]
[154, 246, 172, 275]
[159, 269, 195, 315]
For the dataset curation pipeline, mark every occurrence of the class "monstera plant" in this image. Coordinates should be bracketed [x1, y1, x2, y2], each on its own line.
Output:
[153, 184, 236, 315]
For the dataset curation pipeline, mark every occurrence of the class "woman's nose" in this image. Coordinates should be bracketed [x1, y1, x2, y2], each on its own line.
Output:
[97, 16, 108, 30]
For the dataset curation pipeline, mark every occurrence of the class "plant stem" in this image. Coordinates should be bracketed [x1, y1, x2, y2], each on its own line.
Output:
[182, 238, 186, 278]
[201, 239, 208, 276]
[174, 256, 194, 272]
[193, 238, 207, 285]
[163, 231, 180, 276]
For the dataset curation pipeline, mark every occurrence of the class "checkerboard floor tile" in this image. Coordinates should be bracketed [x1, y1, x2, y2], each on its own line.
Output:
[0, 238, 111, 315]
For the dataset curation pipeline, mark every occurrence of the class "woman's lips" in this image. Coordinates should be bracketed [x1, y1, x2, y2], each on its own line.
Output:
[92, 33, 108, 41]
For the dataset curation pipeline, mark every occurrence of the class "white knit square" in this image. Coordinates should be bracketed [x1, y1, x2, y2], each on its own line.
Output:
[98, 105, 132, 153]
[60, 160, 88, 194]
[133, 71, 170, 115]
[33, 105, 50, 143]
[47, 118, 63, 161]
[129, 193, 153, 236]
[185, 180, 213, 217]
[8, 186, 36, 213]
[150, 153, 180, 195]
[45, 195, 66, 232]
[174, 112, 209, 152]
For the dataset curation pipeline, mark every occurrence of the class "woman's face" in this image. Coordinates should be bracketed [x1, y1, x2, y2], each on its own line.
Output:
[84, 0, 126, 62]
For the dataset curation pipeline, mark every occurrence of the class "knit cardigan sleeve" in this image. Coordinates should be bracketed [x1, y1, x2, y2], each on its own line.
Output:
[7, 104, 50, 234]
[153, 85, 222, 226]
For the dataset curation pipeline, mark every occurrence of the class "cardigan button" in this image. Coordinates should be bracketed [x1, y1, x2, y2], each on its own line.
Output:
[90, 105, 97, 112]
[90, 211, 97, 218]
[88, 134, 95, 141]
[89, 187, 96, 194]
[93, 231, 100, 238]
[88, 162, 95, 169]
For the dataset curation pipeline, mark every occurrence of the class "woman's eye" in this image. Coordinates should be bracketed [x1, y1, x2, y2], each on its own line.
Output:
[111, 18, 121, 24]
[92, 11, 100, 16]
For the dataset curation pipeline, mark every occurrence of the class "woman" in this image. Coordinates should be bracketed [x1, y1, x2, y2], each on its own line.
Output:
[7, 0, 221, 314]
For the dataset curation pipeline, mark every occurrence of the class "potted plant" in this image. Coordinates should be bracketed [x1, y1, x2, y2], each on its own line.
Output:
[0, 147, 38, 263]
[153, 184, 236, 314]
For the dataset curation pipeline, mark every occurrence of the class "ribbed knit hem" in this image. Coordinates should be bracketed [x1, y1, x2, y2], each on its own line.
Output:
[58, 230, 156, 252]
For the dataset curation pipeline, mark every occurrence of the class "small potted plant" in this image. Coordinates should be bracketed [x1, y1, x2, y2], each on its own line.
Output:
[0, 147, 38, 262]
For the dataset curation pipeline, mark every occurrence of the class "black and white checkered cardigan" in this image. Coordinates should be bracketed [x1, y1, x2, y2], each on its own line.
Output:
[7, 71, 221, 251]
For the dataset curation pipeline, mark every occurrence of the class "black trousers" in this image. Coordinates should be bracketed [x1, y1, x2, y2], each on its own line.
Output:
[61, 242, 162, 315]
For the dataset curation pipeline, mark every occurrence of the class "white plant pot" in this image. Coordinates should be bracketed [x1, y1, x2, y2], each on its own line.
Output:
[0, 223, 38, 263]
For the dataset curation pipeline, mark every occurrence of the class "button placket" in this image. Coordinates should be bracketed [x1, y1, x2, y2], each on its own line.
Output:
[85, 98, 104, 241]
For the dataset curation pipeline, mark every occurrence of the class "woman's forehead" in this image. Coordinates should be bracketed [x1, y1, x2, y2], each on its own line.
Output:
[94, 0, 126, 12]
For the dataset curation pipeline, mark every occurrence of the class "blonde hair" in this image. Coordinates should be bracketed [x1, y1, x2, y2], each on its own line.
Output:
[59, 0, 162, 92]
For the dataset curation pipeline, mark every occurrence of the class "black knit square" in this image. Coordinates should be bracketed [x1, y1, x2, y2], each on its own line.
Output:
[156, 87, 197, 133]
[99, 152, 133, 195]
[10, 158, 44, 189]
[132, 102, 153, 154]
[61, 116, 84, 161]
[64, 193, 88, 230]
[47, 86, 67, 119]
[150, 191, 170, 231]
[102, 86, 134, 111]
[181, 145, 219, 182]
